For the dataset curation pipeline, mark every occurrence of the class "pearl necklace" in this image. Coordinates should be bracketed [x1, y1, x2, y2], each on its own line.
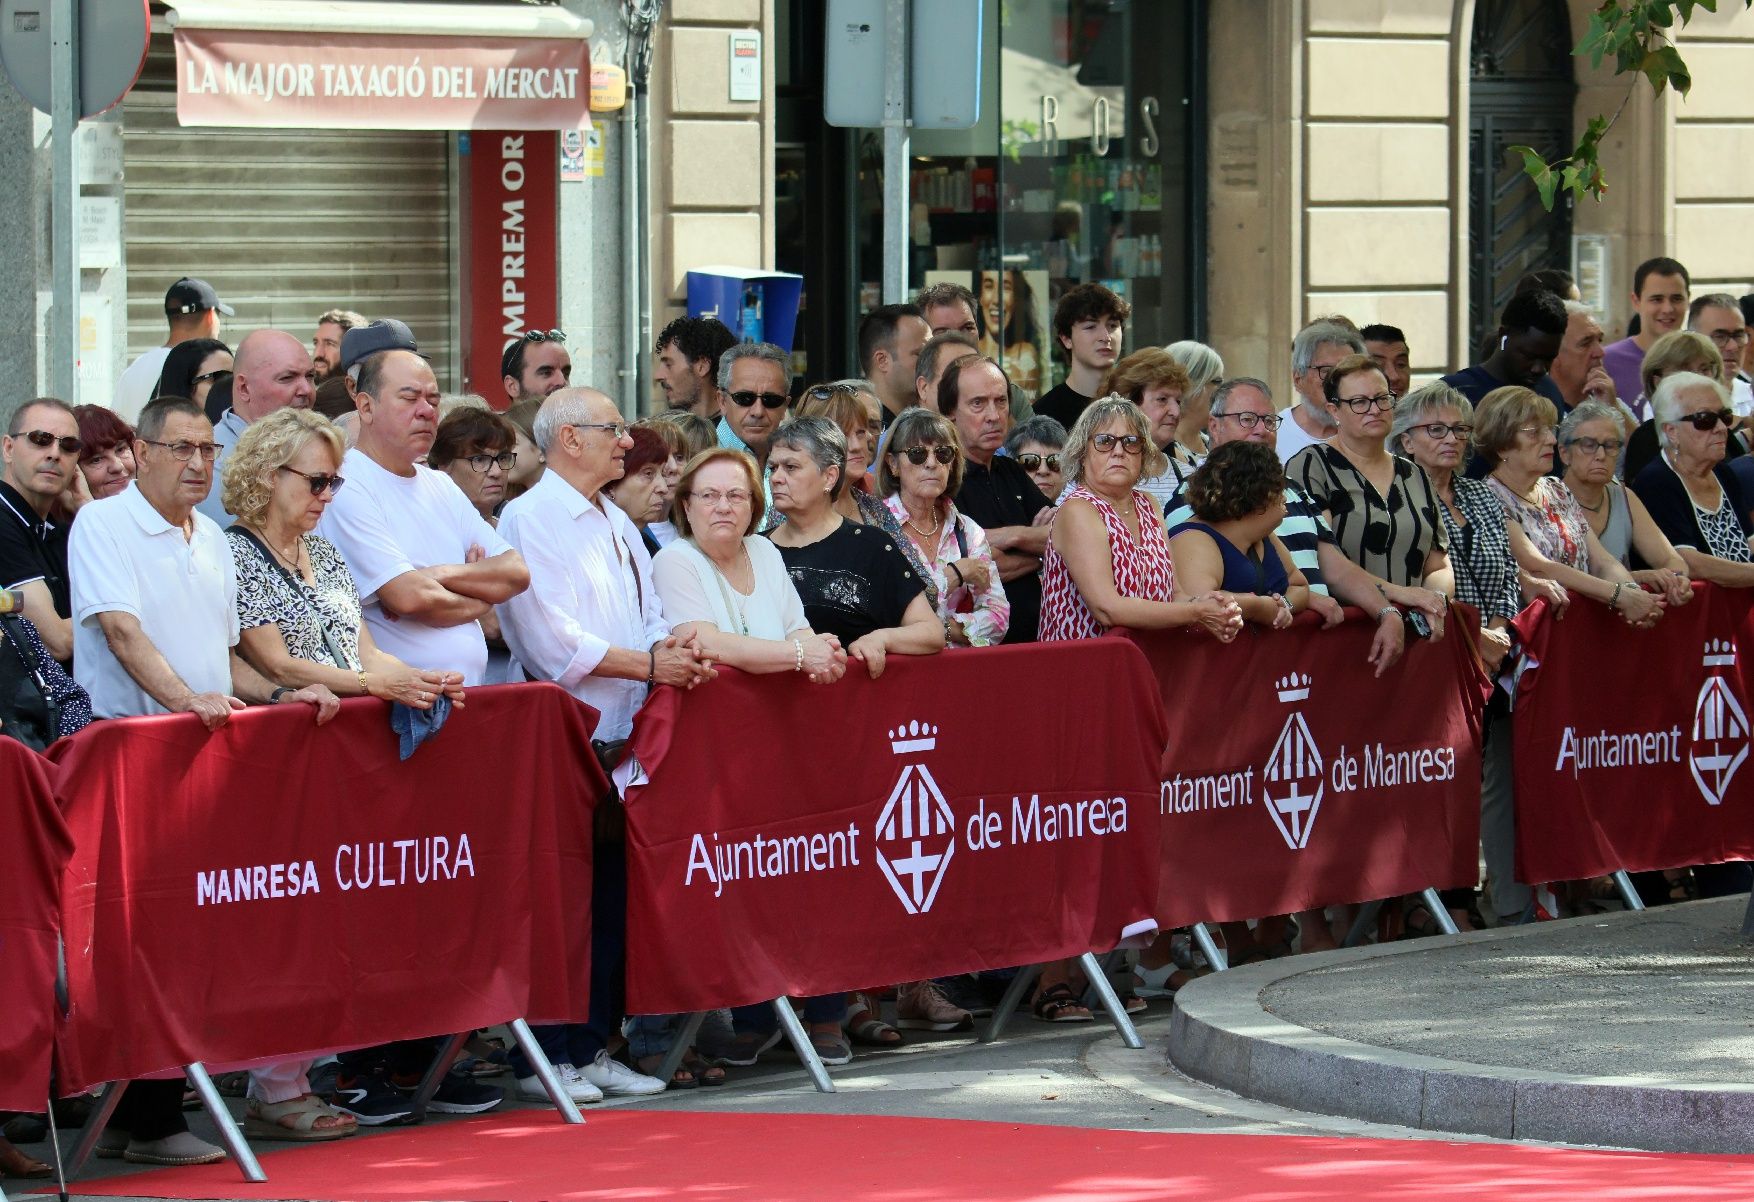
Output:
[902, 504, 939, 538]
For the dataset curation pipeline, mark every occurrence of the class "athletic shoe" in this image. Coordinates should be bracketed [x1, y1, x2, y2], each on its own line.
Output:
[123, 1132, 226, 1166]
[895, 981, 973, 1031]
[397, 1069, 504, 1115]
[94, 1129, 129, 1159]
[718, 1027, 784, 1067]
[329, 1071, 416, 1126]
[515, 1063, 603, 1104]
[574, 1050, 667, 1097]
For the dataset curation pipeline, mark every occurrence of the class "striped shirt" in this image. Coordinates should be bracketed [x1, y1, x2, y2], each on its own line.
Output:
[1163, 482, 1332, 596]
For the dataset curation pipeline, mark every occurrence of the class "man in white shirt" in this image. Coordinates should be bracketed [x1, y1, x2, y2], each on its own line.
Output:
[67, 395, 336, 1165]
[197, 329, 318, 522]
[1277, 321, 1364, 465]
[497, 385, 713, 1102]
[317, 345, 529, 686]
[113, 278, 234, 424]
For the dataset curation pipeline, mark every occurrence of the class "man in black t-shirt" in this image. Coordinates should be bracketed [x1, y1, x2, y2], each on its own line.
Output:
[0, 397, 78, 663]
[1033, 283, 1130, 430]
[938, 356, 1051, 642]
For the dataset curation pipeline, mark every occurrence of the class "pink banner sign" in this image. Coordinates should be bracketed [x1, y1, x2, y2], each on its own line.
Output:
[173, 29, 592, 130]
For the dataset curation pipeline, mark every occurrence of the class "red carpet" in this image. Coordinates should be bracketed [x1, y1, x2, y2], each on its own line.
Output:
[53, 1110, 1754, 1201]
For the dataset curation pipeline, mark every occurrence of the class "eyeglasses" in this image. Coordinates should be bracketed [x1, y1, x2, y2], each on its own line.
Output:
[897, 444, 956, 466]
[1336, 393, 1396, 413]
[1412, 421, 1473, 441]
[1015, 452, 1061, 471]
[141, 438, 220, 462]
[1677, 408, 1737, 431]
[277, 466, 345, 496]
[1563, 435, 1624, 457]
[1214, 411, 1282, 432]
[1708, 329, 1750, 349]
[568, 422, 630, 439]
[1091, 432, 1144, 454]
[689, 488, 753, 508]
[193, 368, 232, 385]
[465, 451, 517, 473]
[1516, 425, 1557, 440]
[521, 328, 566, 345]
[18, 429, 83, 456]
[729, 390, 789, 410]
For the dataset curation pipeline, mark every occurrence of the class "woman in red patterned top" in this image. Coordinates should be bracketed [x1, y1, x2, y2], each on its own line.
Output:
[1040, 396, 1242, 643]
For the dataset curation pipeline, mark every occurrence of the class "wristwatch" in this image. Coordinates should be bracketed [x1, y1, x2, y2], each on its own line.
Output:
[269, 686, 293, 703]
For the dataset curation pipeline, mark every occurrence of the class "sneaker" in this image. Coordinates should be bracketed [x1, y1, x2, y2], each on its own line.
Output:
[719, 1027, 783, 1067]
[123, 1132, 226, 1166]
[395, 1069, 504, 1115]
[329, 1071, 416, 1126]
[895, 981, 973, 1032]
[515, 1063, 603, 1104]
[94, 1129, 129, 1160]
[574, 1050, 666, 1097]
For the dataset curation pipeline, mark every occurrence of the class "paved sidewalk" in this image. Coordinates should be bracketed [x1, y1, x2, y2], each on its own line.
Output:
[1170, 897, 1754, 1153]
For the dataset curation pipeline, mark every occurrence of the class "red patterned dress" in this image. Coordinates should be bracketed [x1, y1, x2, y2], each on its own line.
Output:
[1039, 485, 1176, 640]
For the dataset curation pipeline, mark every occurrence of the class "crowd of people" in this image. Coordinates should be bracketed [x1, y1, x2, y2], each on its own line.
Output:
[3, 259, 1753, 1173]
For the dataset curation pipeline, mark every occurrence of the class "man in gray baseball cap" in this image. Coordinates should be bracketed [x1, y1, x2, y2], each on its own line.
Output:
[340, 319, 422, 396]
[114, 277, 237, 423]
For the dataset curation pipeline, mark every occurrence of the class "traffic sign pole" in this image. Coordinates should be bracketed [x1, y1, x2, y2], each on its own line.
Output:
[49, 0, 79, 403]
[880, 0, 908, 305]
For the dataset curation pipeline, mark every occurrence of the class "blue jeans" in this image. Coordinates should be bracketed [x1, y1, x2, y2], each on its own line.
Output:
[730, 994, 845, 1032]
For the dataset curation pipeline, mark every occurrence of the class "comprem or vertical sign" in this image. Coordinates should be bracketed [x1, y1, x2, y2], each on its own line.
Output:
[467, 132, 559, 404]
[173, 28, 593, 130]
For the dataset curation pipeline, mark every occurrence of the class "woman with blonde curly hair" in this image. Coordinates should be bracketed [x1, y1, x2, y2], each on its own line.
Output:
[222, 407, 466, 711]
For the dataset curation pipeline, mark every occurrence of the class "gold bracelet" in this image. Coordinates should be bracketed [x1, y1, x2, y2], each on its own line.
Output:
[356, 669, 369, 695]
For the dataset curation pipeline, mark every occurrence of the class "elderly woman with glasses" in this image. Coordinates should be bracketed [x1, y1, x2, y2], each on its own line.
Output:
[1003, 414, 1067, 502]
[1100, 348, 1193, 507]
[880, 408, 1009, 647]
[1286, 354, 1455, 637]
[1040, 396, 1242, 644]
[1476, 386, 1667, 628]
[1623, 330, 1729, 481]
[1628, 372, 1754, 586]
[427, 407, 520, 524]
[1557, 400, 1690, 606]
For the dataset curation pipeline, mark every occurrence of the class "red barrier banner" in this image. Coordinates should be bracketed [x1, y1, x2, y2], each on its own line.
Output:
[621, 641, 1168, 1014]
[0, 737, 72, 1112]
[50, 684, 604, 1094]
[1128, 614, 1488, 929]
[1512, 583, 1754, 881]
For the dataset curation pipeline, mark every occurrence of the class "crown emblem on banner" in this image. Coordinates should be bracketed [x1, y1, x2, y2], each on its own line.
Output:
[1275, 673, 1311, 704]
[1703, 639, 1737, 669]
[889, 719, 939, 755]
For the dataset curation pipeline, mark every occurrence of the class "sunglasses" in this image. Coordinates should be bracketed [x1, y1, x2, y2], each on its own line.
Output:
[896, 444, 956, 466]
[522, 328, 566, 345]
[805, 383, 864, 401]
[1677, 409, 1737, 431]
[1091, 432, 1144, 453]
[1015, 452, 1061, 471]
[18, 429, 83, 456]
[193, 368, 233, 385]
[278, 466, 345, 496]
[728, 390, 789, 410]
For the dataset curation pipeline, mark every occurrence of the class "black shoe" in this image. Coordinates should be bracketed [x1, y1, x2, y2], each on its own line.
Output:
[330, 1070, 416, 1126]
[938, 974, 995, 1019]
[394, 1069, 504, 1115]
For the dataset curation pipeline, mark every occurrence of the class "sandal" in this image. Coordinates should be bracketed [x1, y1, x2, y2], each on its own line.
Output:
[635, 1054, 698, 1090]
[808, 1032, 852, 1066]
[844, 991, 903, 1047]
[243, 1094, 358, 1143]
[682, 1049, 727, 1087]
[1031, 982, 1093, 1023]
[0, 1138, 51, 1180]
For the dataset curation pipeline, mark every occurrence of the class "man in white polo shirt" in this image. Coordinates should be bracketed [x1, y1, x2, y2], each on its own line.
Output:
[317, 323, 529, 686]
[66, 395, 338, 1164]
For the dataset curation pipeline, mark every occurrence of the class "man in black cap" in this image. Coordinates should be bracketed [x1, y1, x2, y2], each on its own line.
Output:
[115, 278, 235, 424]
[340, 318, 422, 397]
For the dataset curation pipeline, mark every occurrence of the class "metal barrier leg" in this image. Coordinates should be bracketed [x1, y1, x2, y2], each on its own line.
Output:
[978, 965, 1040, 1044]
[1613, 870, 1647, 911]
[1341, 900, 1384, 947]
[771, 998, 835, 1094]
[185, 1062, 264, 1183]
[1190, 924, 1229, 972]
[409, 1032, 469, 1121]
[1419, 887, 1461, 936]
[652, 1011, 706, 1091]
[508, 1019, 583, 1125]
[1078, 951, 1143, 1050]
[63, 1081, 122, 1181]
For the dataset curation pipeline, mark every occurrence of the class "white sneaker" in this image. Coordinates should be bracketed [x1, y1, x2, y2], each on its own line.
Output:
[575, 1050, 667, 1096]
[515, 1062, 603, 1104]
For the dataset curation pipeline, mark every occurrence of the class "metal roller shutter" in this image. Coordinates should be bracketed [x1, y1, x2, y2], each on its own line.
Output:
[123, 39, 456, 387]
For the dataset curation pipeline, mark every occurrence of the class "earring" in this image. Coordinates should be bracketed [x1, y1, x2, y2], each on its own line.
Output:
[1499, 335, 1508, 350]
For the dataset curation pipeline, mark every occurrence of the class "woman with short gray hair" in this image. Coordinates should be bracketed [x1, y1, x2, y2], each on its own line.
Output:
[1004, 414, 1068, 501]
[1557, 399, 1690, 606]
[1165, 339, 1223, 471]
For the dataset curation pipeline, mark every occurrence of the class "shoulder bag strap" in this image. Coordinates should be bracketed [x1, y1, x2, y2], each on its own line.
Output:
[231, 526, 354, 669]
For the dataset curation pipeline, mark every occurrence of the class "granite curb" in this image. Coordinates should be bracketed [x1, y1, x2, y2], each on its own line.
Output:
[1167, 904, 1754, 1153]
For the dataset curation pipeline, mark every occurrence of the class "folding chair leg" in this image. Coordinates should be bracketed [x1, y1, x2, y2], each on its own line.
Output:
[1078, 951, 1143, 1049]
[409, 1032, 469, 1121]
[1612, 869, 1647, 911]
[1341, 900, 1384, 947]
[978, 965, 1039, 1044]
[1418, 887, 1461, 935]
[64, 1081, 122, 1181]
[508, 1019, 583, 1124]
[653, 1011, 707, 1090]
[770, 998, 835, 1094]
[1190, 923, 1229, 971]
[185, 1062, 265, 1182]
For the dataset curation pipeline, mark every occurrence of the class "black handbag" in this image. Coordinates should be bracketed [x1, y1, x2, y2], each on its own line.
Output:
[0, 614, 61, 751]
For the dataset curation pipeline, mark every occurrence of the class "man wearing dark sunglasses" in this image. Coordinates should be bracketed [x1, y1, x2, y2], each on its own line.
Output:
[501, 328, 573, 408]
[714, 342, 792, 469]
[0, 398, 81, 663]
